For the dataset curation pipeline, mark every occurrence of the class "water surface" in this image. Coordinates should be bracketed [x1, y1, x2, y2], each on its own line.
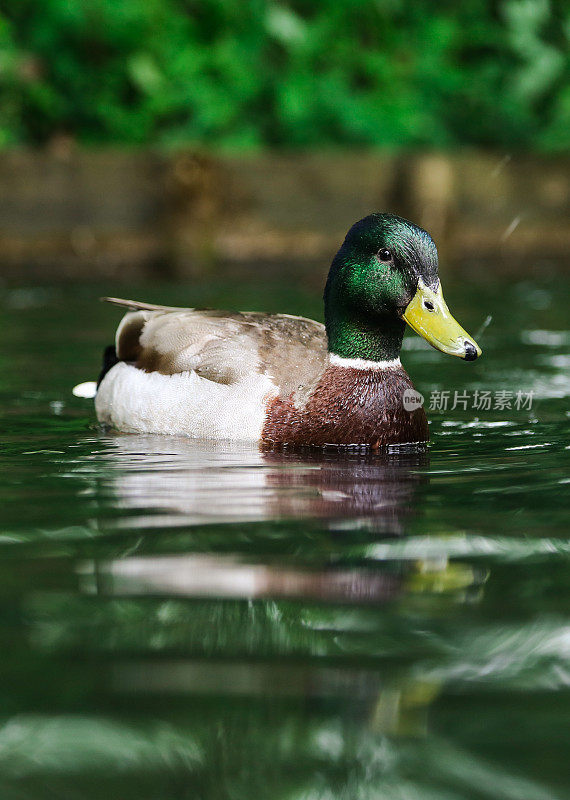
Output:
[0, 275, 569, 799]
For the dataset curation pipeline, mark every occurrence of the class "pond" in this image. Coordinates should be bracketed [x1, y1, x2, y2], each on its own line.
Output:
[1, 272, 569, 799]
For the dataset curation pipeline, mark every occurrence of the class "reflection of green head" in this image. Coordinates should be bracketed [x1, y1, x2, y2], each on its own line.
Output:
[324, 213, 439, 361]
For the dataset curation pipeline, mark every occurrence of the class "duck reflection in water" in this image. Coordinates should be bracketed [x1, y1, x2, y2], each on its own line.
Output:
[262, 446, 428, 534]
[71, 437, 486, 758]
[85, 436, 433, 607]
[87, 436, 481, 608]
[98, 434, 428, 534]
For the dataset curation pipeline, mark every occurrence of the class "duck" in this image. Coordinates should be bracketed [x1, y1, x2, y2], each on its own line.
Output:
[88, 213, 481, 448]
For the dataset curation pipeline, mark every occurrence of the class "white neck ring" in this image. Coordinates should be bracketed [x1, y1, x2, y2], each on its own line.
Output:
[329, 353, 402, 370]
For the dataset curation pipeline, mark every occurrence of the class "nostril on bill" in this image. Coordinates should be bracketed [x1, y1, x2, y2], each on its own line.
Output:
[464, 341, 478, 361]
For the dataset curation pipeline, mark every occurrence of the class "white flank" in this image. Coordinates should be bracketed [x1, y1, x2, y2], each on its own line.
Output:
[329, 353, 401, 370]
[95, 363, 278, 440]
[72, 381, 98, 399]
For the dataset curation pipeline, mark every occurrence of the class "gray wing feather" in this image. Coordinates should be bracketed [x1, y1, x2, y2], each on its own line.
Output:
[111, 301, 328, 397]
[103, 297, 184, 312]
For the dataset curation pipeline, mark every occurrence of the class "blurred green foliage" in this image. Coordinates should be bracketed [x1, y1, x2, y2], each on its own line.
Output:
[0, 0, 568, 151]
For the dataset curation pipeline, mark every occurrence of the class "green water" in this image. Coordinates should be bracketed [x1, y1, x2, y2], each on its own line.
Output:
[1, 274, 569, 800]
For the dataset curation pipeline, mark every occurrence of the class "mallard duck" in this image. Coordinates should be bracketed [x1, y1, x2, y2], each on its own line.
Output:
[87, 213, 481, 447]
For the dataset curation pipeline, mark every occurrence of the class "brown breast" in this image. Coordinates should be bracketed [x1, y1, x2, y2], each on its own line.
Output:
[262, 365, 428, 448]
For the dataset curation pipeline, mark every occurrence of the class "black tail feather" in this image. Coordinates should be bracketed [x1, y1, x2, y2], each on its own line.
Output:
[97, 345, 119, 388]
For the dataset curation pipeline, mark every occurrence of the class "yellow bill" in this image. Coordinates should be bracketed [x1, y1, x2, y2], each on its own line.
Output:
[403, 278, 482, 360]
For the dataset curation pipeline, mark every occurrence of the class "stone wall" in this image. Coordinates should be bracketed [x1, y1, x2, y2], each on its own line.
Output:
[0, 149, 568, 280]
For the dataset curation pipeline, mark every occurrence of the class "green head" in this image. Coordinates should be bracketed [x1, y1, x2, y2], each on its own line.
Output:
[324, 213, 481, 362]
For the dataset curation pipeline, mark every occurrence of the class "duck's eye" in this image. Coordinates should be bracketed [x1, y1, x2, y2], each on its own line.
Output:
[378, 248, 392, 262]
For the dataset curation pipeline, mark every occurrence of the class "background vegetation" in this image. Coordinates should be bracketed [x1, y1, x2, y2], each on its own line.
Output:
[0, 0, 568, 151]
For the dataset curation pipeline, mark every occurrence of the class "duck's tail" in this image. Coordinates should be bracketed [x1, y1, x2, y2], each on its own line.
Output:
[72, 344, 119, 399]
[98, 344, 120, 386]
